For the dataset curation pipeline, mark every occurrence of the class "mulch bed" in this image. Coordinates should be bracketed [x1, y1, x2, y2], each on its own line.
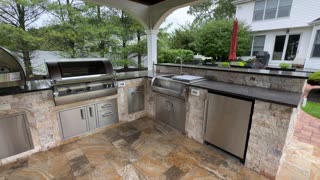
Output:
[307, 88, 320, 103]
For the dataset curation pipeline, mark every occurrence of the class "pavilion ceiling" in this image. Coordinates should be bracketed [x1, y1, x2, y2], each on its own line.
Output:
[129, 0, 166, 6]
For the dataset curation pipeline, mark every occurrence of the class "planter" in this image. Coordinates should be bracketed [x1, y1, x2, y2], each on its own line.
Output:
[114, 67, 147, 73]
[307, 80, 320, 86]
[265, 67, 296, 71]
[215, 62, 230, 67]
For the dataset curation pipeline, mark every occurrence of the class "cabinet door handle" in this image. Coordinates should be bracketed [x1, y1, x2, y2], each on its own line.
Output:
[89, 107, 93, 117]
[165, 101, 174, 112]
[80, 109, 85, 120]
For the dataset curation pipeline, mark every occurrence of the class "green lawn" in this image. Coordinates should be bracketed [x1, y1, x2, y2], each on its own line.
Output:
[302, 101, 320, 119]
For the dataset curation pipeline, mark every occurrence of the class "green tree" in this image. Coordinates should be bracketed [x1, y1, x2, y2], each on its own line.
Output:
[85, 5, 120, 58]
[169, 24, 198, 53]
[157, 26, 171, 53]
[188, 0, 236, 24]
[0, 0, 46, 76]
[197, 20, 251, 61]
[126, 19, 147, 68]
[43, 0, 92, 58]
[107, 9, 146, 69]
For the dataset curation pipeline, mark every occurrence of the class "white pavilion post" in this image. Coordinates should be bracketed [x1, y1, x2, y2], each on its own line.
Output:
[146, 29, 159, 72]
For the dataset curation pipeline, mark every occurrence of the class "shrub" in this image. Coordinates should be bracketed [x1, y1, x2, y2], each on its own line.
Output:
[309, 72, 320, 81]
[279, 63, 291, 69]
[158, 49, 194, 63]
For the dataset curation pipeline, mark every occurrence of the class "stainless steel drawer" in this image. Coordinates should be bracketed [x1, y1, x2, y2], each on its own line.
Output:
[97, 98, 118, 127]
[96, 99, 117, 112]
[98, 110, 117, 127]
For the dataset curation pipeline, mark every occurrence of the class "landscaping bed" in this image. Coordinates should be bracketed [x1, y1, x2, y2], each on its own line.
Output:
[303, 88, 320, 119]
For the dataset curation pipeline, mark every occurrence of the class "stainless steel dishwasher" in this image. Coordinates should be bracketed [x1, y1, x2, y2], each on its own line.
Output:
[204, 93, 253, 161]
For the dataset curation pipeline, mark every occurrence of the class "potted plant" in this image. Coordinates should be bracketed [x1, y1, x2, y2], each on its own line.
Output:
[279, 63, 292, 69]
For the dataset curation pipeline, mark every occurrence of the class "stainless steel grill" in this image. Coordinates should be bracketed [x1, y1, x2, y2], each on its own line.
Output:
[0, 47, 26, 89]
[46, 59, 117, 105]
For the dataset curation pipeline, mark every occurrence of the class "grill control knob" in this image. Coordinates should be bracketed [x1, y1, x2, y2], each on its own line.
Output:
[66, 89, 72, 94]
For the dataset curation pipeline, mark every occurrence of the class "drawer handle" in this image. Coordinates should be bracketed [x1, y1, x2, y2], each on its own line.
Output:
[131, 90, 142, 95]
[101, 104, 112, 108]
[102, 112, 113, 117]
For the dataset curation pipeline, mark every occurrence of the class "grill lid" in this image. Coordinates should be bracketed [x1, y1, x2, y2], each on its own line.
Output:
[0, 47, 26, 88]
[46, 59, 115, 85]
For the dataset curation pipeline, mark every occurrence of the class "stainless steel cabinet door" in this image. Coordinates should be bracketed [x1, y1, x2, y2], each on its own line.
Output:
[97, 98, 118, 127]
[204, 93, 253, 159]
[155, 94, 170, 125]
[86, 105, 97, 130]
[0, 114, 33, 159]
[128, 86, 144, 114]
[156, 94, 186, 133]
[59, 107, 88, 139]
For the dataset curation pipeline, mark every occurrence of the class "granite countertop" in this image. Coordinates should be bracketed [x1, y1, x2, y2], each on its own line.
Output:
[0, 71, 154, 97]
[156, 63, 312, 79]
[0, 80, 52, 96]
[0, 70, 303, 107]
[191, 80, 302, 107]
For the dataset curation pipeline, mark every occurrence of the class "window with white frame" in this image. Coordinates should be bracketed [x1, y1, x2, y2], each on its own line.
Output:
[312, 30, 320, 58]
[253, 0, 293, 21]
[248, 35, 266, 56]
[272, 34, 300, 61]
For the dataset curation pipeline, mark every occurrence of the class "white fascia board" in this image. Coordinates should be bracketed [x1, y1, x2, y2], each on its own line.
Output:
[232, 0, 254, 5]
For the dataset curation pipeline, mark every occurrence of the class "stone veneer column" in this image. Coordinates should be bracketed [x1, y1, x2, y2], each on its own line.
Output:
[245, 101, 296, 179]
[185, 87, 208, 143]
[145, 79, 155, 119]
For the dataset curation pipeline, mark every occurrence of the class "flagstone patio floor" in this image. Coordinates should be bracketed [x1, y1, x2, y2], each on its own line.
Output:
[0, 118, 266, 180]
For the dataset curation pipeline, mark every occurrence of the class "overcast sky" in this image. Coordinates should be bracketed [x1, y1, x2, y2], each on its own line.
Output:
[160, 6, 195, 32]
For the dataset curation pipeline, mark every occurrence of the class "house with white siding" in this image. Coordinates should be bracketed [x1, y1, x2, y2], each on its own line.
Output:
[233, 0, 320, 69]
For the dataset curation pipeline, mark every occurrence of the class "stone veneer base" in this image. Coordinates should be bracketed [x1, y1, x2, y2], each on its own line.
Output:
[0, 78, 149, 165]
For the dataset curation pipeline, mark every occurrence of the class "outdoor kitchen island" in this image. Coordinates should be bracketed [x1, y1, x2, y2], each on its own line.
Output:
[0, 64, 311, 179]
[154, 63, 311, 179]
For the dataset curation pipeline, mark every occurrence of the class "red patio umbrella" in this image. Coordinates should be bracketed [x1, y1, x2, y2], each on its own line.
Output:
[228, 19, 238, 61]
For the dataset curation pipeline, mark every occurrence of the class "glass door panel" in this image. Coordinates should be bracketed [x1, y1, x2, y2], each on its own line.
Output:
[285, 34, 300, 61]
[272, 35, 286, 60]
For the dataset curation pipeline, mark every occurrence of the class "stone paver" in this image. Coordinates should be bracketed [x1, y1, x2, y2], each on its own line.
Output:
[0, 118, 266, 180]
[277, 85, 320, 179]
